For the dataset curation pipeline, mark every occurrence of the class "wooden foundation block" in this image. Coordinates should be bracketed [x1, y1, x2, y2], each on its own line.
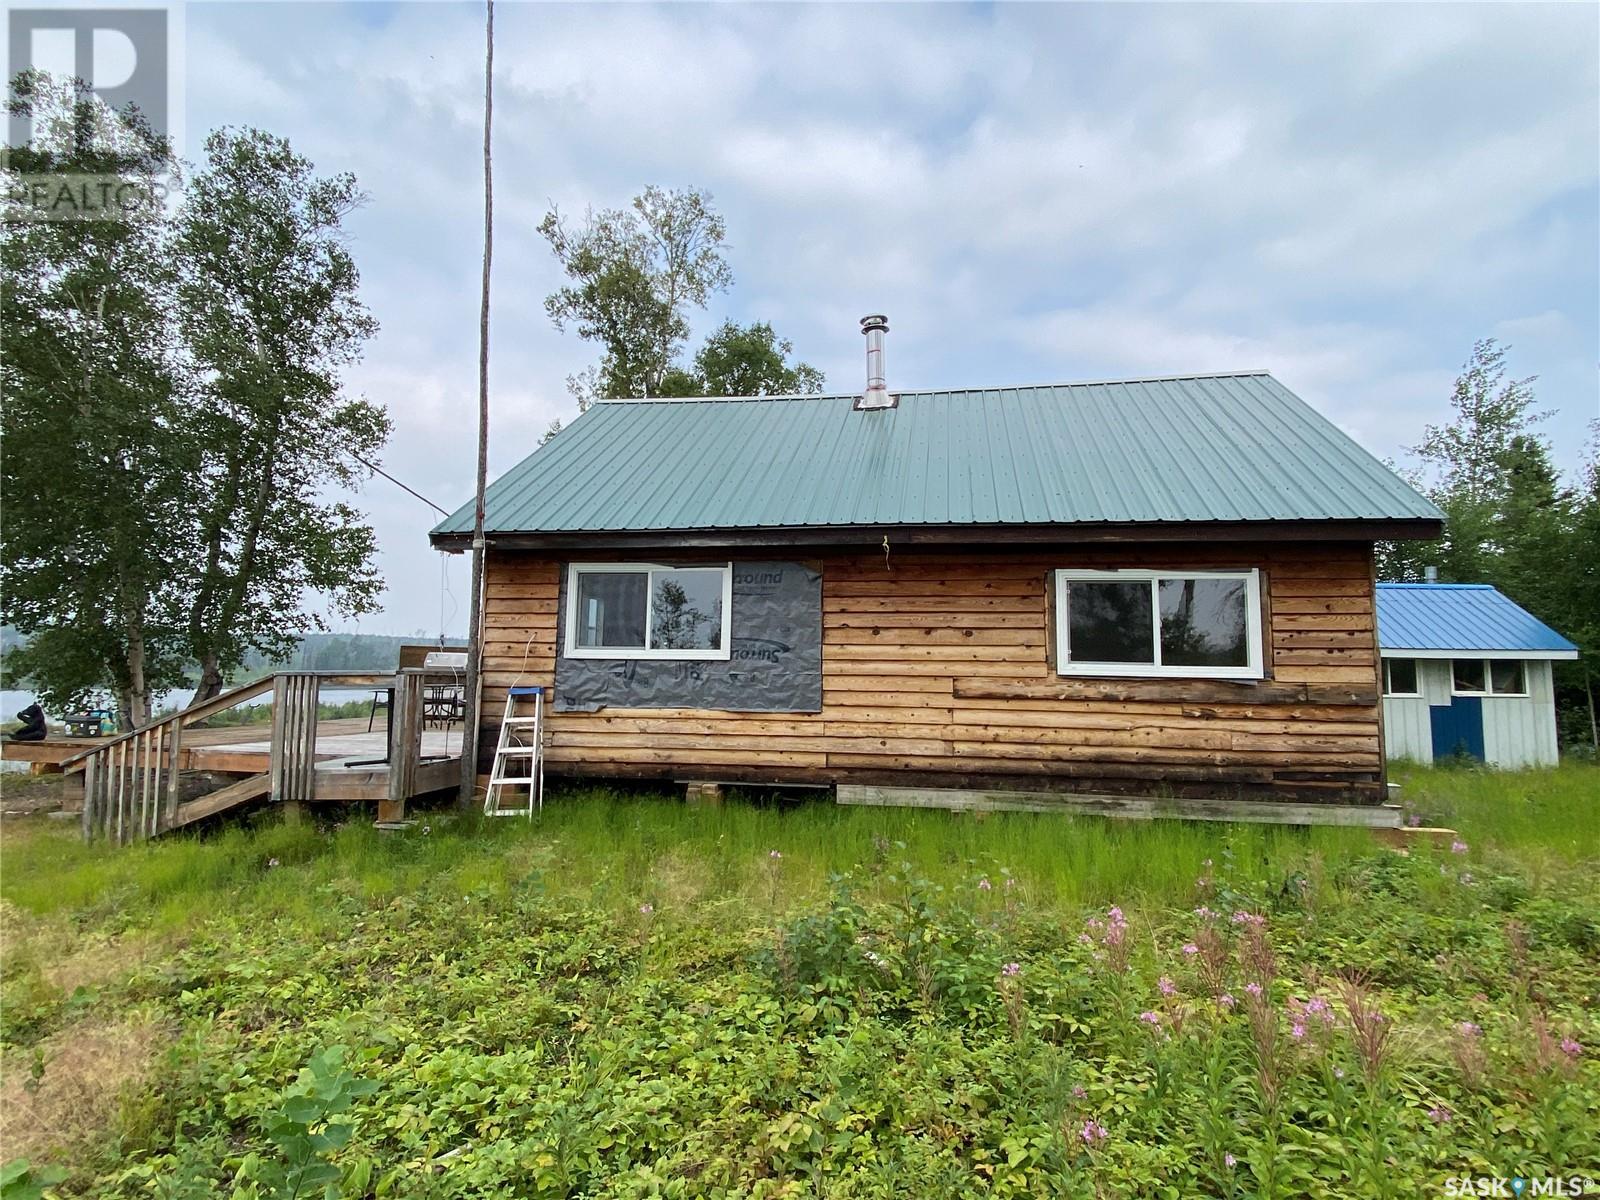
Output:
[684, 782, 723, 806]
[1372, 825, 1460, 851]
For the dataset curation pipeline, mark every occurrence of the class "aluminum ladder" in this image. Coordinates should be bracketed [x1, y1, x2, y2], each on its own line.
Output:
[484, 686, 545, 818]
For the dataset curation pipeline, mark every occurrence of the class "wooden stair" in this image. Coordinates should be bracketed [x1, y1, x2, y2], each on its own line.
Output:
[169, 774, 271, 830]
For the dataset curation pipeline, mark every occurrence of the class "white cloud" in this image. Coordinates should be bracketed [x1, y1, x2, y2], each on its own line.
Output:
[179, 0, 1599, 633]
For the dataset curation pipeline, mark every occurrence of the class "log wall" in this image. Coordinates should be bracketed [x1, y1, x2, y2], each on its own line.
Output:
[479, 542, 1385, 802]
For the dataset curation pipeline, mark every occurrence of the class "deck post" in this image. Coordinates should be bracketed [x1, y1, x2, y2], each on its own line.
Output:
[380, 671, 422, 824]
[164, 720, 183, 830]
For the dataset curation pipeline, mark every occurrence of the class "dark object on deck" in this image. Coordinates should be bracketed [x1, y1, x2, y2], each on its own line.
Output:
[63, 708, 112, 737]
[12, 704, 47, 742]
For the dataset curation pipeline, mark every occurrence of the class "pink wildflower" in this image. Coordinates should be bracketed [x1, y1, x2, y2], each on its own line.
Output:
[978, 877, 992, 891]
[1158, 976, 1177, 997]
[1224, 1153, 1237, 1168]
[1428, 1105, 1452, 1124]
[1407, 813, 1423, 827]
[1182, 943, 1199, 956]
[639, 903, 653, 915]
[1450, 840, 1469, 855]
[1005, 877, 1016, 890]
[1194, 905, 1215, 919]
[1138, 1011, 1162, 1026]
[1071, 1084, 1087, 1100]
[1456, 1021, 1482, 1038]
[1231, 910, 1265, 928]
[1218, 993, 1236, 1008]
[1079, 1119, 1108, 1145]
[769, 849, 782, 860]
[1291, 1022, 1307, 1040]
[1001, 961, 1021, 977]
[1561, 1037, 1583, 1058]
[1244, 982, 1264, 998]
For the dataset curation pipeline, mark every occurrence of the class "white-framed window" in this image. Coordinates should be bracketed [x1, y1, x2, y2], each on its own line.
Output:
[1451, 658, 1526, 697]
[1382, 657, 1421, 697]
[1053, 569, 1264, 680]
[564, 563, 733, 661]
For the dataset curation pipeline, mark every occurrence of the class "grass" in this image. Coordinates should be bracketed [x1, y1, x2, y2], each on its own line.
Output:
[0, 765, 1596, 1196]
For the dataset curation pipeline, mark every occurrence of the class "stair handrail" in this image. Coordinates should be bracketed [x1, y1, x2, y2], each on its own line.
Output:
[58, 671, 395, 769]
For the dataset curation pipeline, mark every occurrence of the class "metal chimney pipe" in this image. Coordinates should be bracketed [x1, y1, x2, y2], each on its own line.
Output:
[1424, 565, 1438, 583]
[858, 314, 892, 410]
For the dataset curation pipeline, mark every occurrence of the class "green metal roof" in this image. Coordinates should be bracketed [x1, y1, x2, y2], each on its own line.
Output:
[431, 372, 1442, 541]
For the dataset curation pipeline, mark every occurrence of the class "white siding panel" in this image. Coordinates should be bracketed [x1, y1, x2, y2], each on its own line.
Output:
[1482, 660, 1559, 767]
[1382, 697, 1432, 762]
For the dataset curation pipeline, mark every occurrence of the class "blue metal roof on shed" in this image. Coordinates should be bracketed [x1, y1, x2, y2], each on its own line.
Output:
[432, 372, 1441, 538]
[1376, 584, 1579, 657]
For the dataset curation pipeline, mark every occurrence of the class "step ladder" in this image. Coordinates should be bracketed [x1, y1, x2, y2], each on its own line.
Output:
[484, 686, 546, 818]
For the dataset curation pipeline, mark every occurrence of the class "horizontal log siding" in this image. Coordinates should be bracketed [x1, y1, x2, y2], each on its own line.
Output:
[478, 543, 1384, 802]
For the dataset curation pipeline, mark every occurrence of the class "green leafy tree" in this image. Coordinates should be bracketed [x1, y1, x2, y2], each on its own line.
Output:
[539, 188, 824, 414]
[657, 320, 825, 397]
[1, 72, 193, 726]
[1376, 340, 1558, 583]
[1377, 340, 1594, 749]
[175, 128, 389, 702]
[539, 186, 732, 406]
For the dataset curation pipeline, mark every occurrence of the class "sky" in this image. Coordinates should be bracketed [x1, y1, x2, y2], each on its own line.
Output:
[176, 0, 1599, 637]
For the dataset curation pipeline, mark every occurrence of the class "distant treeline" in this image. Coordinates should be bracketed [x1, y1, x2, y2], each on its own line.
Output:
[236, 633, 466, 677]
[2, 629, 464, 688]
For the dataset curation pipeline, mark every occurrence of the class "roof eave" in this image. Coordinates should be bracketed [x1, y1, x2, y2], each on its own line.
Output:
[1378, 648, 1579, 661]
[429, 516, 1444, 553]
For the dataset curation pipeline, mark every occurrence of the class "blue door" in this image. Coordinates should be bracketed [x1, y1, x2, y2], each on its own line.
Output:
[1430, 696, 1485, 761]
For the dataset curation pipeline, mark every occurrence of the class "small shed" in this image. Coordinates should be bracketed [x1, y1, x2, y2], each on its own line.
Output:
[1377, 583, 1578, 767]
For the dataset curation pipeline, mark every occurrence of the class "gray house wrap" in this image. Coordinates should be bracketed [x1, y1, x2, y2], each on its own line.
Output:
[554, 562, 823, 713]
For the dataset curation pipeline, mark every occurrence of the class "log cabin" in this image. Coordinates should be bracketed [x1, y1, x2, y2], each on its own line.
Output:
[431, 319, 1443, 816]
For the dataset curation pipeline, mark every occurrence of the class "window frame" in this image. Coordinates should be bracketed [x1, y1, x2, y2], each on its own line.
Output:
[564, 562, 734, 662]
[1382, 657, 1422, 698]
[1450, 657, 1528, 698]
[1052, 568, 1264, 680]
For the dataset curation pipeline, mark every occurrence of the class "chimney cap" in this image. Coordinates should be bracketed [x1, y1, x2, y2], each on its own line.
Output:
[860, 314, 889, 333]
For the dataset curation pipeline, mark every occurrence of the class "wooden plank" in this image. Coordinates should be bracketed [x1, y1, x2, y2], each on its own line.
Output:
[170, 774, 271, 828]
[164, 721, 182, 829]
[828, 627, 1043, 647]
[825, 612, 1042, 629]
[835, 784, 1401, 827]
[952, 677, 1378, 706]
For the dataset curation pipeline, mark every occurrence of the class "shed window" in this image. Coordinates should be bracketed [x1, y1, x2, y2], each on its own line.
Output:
[1054, 569, 1263, 679]
[565, 564, 732, 660]
[1383, 658, 1420, 697]
[1451, 659, 1526, 697]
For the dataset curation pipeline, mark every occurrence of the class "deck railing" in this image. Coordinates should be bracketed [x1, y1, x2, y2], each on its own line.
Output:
[63, 671, 392, 844]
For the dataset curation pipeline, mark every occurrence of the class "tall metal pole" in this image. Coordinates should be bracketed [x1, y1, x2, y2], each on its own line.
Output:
[458, 0, 494, 808]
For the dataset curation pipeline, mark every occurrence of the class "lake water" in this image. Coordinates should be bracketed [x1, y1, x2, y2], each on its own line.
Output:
[2, 686, 379, 723]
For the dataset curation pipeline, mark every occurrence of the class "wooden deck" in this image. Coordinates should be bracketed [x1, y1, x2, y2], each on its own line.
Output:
[5, 671, 467, 843]
[4, 718, 460, 784]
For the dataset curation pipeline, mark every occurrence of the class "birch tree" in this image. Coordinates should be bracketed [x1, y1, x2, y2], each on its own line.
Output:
[176, 128, 388, 702]
[0, 72, 192, 727]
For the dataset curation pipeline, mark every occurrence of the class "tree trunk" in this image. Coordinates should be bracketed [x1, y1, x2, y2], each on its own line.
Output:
[194, 652, 226, 704]
[124, 614, 150, 730]
[1586, 669, 1597, 752]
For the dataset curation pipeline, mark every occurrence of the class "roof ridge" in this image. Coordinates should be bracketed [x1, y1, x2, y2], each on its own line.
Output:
[595, 370, 1276, 406]
[1377, 582, 1496, 589]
